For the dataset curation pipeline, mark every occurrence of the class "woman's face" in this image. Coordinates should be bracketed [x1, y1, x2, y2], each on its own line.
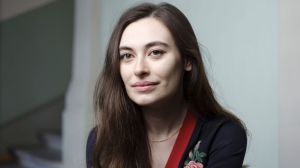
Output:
[119, 17, 191, 107]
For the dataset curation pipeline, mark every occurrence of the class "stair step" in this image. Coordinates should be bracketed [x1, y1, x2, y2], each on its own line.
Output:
[0, 163, 27, 168]
[15, 148, 62, 168]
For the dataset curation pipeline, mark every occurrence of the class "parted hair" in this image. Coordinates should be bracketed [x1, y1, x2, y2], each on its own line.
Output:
[92, 2, 245, 168]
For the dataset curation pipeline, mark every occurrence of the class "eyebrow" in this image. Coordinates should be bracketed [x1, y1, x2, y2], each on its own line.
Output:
[119, 41, 169, 51]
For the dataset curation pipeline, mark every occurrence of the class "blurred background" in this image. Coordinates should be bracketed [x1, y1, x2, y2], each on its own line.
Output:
[0, 0, 299, 168]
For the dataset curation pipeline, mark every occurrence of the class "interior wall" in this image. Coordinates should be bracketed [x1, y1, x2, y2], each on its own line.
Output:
[62, 0, 101, 167]
[97, 0, 279, 167]
[0, 0, 74, 125]
[279, 0, 300, 167]
[0, 0, 56, 21]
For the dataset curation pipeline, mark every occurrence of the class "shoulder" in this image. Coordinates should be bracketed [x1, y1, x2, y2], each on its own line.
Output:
[86, 127, 97, 168]
[183, 116, 247, 167]
[200, 116, 246, 140]
[87, 127, 97, 146]
[199, 116, 247, 151]
[204, 117, 247, 166]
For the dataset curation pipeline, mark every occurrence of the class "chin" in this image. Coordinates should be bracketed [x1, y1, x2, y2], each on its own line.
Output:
[129, 96, 157, 107]
[132, 99, 155, 107]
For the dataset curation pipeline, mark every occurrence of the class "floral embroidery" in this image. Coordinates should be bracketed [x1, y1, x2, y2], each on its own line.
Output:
[184, 141, 206, 168]
[184, 161, 203, 168]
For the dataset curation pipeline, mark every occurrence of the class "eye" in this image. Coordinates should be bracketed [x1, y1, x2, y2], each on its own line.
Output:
[148, 49, 164, 57]
[120, 53, 134, 60]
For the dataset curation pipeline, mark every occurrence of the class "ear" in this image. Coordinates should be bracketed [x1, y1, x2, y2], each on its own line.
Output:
[184, 59, 192, 71]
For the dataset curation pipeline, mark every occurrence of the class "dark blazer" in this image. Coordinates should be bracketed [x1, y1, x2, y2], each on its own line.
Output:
[86, 116, 247, 168]
[179, 116, 247, 167]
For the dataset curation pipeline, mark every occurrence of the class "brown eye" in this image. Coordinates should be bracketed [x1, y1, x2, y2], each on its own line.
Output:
[120, 53, 133, 60]
[152, 50, 161, 55]
[149, 50, 164, 57]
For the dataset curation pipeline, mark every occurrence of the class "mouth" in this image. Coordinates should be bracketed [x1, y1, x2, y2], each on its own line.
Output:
[132, 81, 158, 92]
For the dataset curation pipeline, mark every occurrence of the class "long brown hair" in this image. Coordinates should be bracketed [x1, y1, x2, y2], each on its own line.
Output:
[93, 2, 245, 168]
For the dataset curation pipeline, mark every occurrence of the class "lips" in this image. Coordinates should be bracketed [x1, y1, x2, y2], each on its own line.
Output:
[132, 81, 158, 92]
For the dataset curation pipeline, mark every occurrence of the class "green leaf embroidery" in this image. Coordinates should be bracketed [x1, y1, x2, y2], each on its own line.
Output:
[195, 151, 199, 158]
[184, 141, 206, 165]
[199, 152, 206, 157]
[197, 157, 203, 163]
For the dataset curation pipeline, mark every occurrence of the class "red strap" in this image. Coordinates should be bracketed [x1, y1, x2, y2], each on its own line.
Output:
[165, 110, 197, 168]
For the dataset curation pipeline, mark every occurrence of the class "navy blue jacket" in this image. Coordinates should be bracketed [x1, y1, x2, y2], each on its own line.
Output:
[86, 116, 247, 168]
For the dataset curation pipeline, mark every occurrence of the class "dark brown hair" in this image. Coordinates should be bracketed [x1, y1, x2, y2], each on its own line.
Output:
[93, 2, 245, 168]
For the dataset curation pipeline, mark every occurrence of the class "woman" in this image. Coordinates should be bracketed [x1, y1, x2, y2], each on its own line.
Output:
[87, 2, 247, 168]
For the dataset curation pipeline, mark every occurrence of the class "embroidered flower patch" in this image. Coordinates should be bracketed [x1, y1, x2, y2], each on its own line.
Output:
[184, 141, 206, 168]
[184, 161, 203, 168]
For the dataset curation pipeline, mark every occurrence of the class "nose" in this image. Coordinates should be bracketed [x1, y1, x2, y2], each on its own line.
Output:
[134, 57, 150, 77]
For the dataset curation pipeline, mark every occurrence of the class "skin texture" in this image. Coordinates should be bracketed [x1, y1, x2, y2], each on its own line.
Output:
[119, 17, 192, 167]
[119, 17, 191, 108]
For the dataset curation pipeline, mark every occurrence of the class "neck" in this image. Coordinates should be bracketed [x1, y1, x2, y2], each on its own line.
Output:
[142, 98, 188, 141]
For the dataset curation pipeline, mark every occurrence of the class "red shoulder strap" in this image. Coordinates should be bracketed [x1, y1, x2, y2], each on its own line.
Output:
[165, 110, 197, 168]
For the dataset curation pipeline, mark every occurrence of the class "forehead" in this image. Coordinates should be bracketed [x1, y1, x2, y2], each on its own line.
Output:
[119, 17, 175, 48]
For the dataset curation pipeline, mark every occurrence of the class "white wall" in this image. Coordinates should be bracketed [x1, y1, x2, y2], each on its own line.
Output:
[184, 1, 279, 167]
[98, 0, 279, 167]
[62, 0, 100, 167]
[279, 0, 300, 167]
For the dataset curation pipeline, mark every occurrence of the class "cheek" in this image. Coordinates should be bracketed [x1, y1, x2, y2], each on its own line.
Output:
[120, 65, 129, 82]
[157, 59, 183, 82]
[120, 69, 132, 96]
